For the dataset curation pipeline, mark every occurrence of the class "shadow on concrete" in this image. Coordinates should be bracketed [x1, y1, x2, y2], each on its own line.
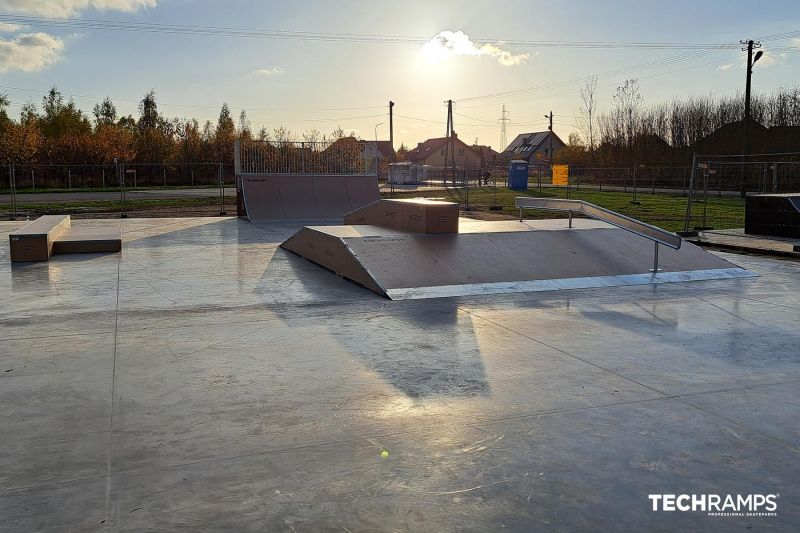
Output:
[257, 248, 491, 399]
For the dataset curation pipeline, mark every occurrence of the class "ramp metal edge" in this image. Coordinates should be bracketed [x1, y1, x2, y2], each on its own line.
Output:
[384, 267, 757, 301]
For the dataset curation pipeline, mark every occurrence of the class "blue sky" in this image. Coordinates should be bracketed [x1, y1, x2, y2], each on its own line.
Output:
[0, 0, 798, 149]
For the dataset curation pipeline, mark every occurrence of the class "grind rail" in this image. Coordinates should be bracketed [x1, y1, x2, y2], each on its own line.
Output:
[515, 197, 682, 272]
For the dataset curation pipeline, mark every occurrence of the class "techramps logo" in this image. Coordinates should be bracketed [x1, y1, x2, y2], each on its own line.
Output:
[649, 493, 779, 517]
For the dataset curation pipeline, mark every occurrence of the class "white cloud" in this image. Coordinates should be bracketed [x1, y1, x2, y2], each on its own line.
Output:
[250, 66, 284, 77]
[756, 51, 782, 67]
[0, 22, 26, 32]
[0, 0, 157, 18]
[0, 32, 64, 72]
[716, 63, 734, 71]
[421, 30, 530, 66]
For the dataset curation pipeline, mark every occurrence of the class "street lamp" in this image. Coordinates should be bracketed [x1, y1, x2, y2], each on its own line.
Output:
[741, 40, 763, 197]
[373, 122, 384, 177]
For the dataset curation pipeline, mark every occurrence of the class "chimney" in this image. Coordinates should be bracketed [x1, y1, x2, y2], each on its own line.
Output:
[417, 142, 423, 148]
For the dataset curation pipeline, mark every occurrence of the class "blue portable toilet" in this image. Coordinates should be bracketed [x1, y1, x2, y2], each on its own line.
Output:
[508, 160, 529, 190]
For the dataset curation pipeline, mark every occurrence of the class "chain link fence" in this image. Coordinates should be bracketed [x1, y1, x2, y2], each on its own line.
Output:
[4, 155, 799, 231]
[2, 162, 236, 219]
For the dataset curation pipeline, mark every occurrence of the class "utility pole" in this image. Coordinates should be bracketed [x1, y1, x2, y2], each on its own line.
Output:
[498, 104, 510, 150]
[389, 100, 395, 161]
[445, 99, 455, 184]
[545, 111, 554, 162]
[740, 39, 762, 198]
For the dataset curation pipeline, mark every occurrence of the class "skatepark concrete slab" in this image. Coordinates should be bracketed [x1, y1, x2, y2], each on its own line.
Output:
[1, 217, 798, 532]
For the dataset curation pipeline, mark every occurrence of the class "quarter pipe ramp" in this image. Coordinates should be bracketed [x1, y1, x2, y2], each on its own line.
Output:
[240, 174, 380, 222]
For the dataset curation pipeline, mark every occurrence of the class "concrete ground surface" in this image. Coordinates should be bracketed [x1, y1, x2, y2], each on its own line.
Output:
[0, 217, 798, 532]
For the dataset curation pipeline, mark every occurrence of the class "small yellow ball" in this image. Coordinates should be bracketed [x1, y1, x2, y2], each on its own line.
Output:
[380, 450, 389, 458]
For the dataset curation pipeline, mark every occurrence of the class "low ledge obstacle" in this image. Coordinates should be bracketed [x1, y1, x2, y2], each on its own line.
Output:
[343, 198, 459, 234]
[9, 215, 121, 262]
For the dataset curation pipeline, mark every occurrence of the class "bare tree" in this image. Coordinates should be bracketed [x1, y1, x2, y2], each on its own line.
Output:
[613, 79, 643, 150]
[576, 75, 597, 160]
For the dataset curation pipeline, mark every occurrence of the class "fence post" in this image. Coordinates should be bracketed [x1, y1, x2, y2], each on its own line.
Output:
[683, 153, 697, 233]
[631, 165, 639, 204]
[701, 166, 710, 229]
[651, 169, 655, 194]
[31, 168, 35, 190]
[68, 168, 72, 189]
[163, 166, 167, 187]
[9, 164, 18, 220]
[218, 162, 227, 216]
[117, 161, 128, 218]
[102, 167, 105, 188]
[772, 163, 778, 193]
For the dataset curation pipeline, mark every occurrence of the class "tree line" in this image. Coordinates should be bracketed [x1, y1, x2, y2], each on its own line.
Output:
[0, 87, 355, 167]
[560, 79, 800, 164]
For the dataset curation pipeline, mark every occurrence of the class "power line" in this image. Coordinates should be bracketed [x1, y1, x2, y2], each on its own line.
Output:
[457, 49, 722, 103]
[0, 13, 758, 50]
[458, 51, 743, 109]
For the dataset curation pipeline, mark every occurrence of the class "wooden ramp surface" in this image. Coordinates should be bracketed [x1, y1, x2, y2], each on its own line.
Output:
[241, 174, 380, 222]
[280, 219, 756, 300]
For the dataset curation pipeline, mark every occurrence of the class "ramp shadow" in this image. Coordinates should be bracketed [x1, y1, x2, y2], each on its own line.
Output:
[257, 252, 491, 399]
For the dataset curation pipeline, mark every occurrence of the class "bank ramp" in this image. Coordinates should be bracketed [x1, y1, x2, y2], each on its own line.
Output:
[280, 218, 755, 300]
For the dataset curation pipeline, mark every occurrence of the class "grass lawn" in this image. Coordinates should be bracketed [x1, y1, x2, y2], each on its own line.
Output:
[388, 186, 745, 233]
[0, 197, 222, 217]
[0, 184, 235, 195]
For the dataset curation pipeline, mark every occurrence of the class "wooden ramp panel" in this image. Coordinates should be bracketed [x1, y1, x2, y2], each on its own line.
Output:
[242, 174, 380, 222]
[280, 223, 754, 300]
[280, 226, 385, 295]
[344, 199, 459, 234]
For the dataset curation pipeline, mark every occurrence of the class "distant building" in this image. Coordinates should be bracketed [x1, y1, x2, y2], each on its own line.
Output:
[472, 145, 500, 167]
[359, 140, 395, 176]
[501, 131, 566, 163]
[689, 119, 769, 155]
[406, 134, 483, 168]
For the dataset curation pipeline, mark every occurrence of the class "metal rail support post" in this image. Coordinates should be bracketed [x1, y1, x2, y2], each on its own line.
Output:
[650, 242, 661, 273]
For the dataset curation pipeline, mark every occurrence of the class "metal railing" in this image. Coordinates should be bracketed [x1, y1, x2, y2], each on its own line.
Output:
[515, 197, 682, 272]
[235, 139, 369, 175]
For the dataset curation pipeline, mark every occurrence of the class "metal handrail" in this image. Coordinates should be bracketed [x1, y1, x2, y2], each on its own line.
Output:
[515, 197, 682, 272]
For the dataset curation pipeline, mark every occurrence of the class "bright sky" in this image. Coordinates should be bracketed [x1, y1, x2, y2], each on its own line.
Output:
[0, 0, 798, 150]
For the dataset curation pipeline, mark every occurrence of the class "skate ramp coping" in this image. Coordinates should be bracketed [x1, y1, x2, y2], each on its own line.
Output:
[241, 173, 380, 222]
